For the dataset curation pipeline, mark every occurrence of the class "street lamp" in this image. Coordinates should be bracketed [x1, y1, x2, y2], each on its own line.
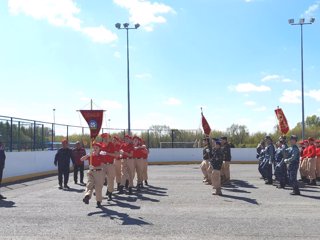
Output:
[288, 18, 315, 140]
[115, 22, 140, 135]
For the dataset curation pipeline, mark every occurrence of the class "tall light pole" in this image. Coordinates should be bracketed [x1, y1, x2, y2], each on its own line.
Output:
[53, 108, 56, 143]
[115, 22, 140, 135]
[288, 17, 315, 140]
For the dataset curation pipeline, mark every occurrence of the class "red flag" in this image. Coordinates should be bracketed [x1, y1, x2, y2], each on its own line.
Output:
[201, 111, 211, 136]
[275, 107, 289, 135]
[80, 110, 104, 140]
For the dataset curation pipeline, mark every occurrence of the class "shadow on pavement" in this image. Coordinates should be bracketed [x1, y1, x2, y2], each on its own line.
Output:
[300, 188, 320, 193]
[63, 188, 85, 193]
[222, 194, 259, 205]
[0, 199, 16, 208]
[88, 206, 152, 226]
[299, 194, 320, 200]
[136, 193, 160, 203]
[228, 179, 257, 189]
[146, 185, 168, 191]
[108, 199, 141, 210]
[223, 188, 251, 194]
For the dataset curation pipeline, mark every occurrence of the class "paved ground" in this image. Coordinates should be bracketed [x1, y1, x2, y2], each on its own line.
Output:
[1, 164, 320, 240]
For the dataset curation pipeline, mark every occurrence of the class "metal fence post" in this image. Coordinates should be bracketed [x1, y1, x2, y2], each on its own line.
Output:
[10, 118, 13, 152]
[18, 121, 21, 152]
[51, 123, 54, 150]
[66, 125, 69, 142]
[33, 121, 36, 151]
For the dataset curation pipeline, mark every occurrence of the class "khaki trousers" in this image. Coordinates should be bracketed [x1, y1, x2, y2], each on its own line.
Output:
[211, 169, 221, 190]
[84, 168, 104, 202]
[134, 158, 145, 184]
[307, 157, 316, 180]
[103, 163, 115, 193]
[299, 159, 308, 177]
[114, 159, 122, 184]
[200, 160, 210, 180]
[221, 161, 230, 181]
[316, 157, 320, 178]
[142, 159, 148, 181]
[121, 159, 135, 187]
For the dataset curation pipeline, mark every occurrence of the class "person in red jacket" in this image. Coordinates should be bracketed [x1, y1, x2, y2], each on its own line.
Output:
[133, 136, 149, 190]
[299, 140, 309, 182]
[118, 135, 135, 195]
[315, 140, 320, 181]
[112, 135, 123, 190]
[100, 133, 117, 200]
[81, 142, 106, 208]
[306, 137, 317, 185]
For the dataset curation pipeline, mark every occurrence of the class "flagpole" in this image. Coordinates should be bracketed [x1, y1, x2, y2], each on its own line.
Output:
[90, 139, 93, 167]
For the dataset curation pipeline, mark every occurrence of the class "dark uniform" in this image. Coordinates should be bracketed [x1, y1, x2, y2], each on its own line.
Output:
[0, 142, 6, 199]
[256, 141, 265, 179]
[210, 142, 224, 195]
[221, 137, 231, 184]
[72, 143, 86, 184]
[54, 141, 74, 189]
[284, 135, 300, 195]
[262, 136, 275, 184]
[274, 142, 288, 188]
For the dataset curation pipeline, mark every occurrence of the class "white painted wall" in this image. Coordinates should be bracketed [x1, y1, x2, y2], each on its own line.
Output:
[3, 148, 257, 179]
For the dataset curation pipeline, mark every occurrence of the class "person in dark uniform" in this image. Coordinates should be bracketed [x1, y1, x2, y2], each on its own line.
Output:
[54, 139, 74, 189]
[210, 141, 224, 196]
[262, 136, 275, 185]
[274, 137, 288, 189]
[284, 135, 300, 195]
[257, 140, 266, 179]
[0, 142, 6, 199]
[220, 136, 231, 185]
[72, 141, 86, 185]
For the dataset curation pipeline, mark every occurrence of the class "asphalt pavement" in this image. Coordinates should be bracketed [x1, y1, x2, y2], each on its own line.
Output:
[1, 164, 320, 240]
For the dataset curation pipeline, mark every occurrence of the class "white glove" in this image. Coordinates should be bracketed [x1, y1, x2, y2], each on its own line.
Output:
[284, 159, 289, 164]
[268, 160, 272, 165]
[206, 149, 210, 153]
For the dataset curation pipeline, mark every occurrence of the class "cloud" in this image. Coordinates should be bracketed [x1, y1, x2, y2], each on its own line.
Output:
[8, 0, 118, 44]
[303, 1, 320, 18]
[135, 73, 152, 80]
[114, 51, 121, 59]
[230, 83, 271, 93]
[164, 97, 181, 106]
[280, 90, 301, 104]
[244, 101, 256, 106]
[113, 0, 175, 31]
[261, 74, 293, 83]
[307, 89, 320, 101]
[81, 26, 118, 44]
[253, 106, 267, 112]
[101, 100, 123, 110]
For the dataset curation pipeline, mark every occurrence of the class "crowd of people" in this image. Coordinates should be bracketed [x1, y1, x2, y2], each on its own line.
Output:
[257, 135, 320, 195]
[200, 136, 232, 196]
[54, 134, 149, 208]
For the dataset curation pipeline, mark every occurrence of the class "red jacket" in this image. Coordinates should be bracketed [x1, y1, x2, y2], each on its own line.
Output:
[121, 143, 134, 159]
[301, 147, 309, 160]
[102, 142, 115, 163]
[90, 153, 105, 167]
[133, 147, 149, 159]
[72, 147, 86, 166]
[306, 144, 316, 158]
[316, 147, 320, 158]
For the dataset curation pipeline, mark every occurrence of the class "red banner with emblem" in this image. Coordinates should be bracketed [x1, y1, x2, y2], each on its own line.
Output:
[80, 110, 104, 140]
[201, 111, 211, 136]
[275, 108, 289, 135]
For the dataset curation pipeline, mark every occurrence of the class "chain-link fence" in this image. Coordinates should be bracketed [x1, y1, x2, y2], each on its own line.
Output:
[0, 115, 203, 151]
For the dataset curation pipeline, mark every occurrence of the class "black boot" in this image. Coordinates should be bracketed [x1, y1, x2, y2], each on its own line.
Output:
[290, 189, 300, 195]
[97, 201, 102, 208]
[144, 180, 148, 186]
[310, 179, 317, 186]
[125, 180, 129, 189]
[128, 187, 133, 195]
[118, 185, 124, 194]
[136, 183, 141, 192]
[83, 195, 90, 204]
[0, 194, 6, 200]
[107, 191, 112, 201]
[117, 183, 121, 190]
[265, 179, 273, 185]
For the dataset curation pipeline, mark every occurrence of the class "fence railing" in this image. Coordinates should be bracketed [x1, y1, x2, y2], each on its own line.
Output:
[0, 115, 203, 151]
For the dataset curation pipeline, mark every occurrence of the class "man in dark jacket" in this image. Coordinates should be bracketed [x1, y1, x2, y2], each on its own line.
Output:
[221, 136, 232, 184]
[54, 139, 74, 189]
[72, 141, 86, 185]
[0, 142, 6, 199]
[210, 141, 224, 196]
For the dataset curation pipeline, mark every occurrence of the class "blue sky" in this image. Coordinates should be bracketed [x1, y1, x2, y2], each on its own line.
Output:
[0, 0, 319, 134]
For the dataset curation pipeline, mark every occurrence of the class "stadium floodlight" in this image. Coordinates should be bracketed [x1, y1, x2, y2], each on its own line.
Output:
[288, 19, 294, 24]
[115, 22, 140, 135]
[288, 17, 315, 140]
[134, 23, 140, 29]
